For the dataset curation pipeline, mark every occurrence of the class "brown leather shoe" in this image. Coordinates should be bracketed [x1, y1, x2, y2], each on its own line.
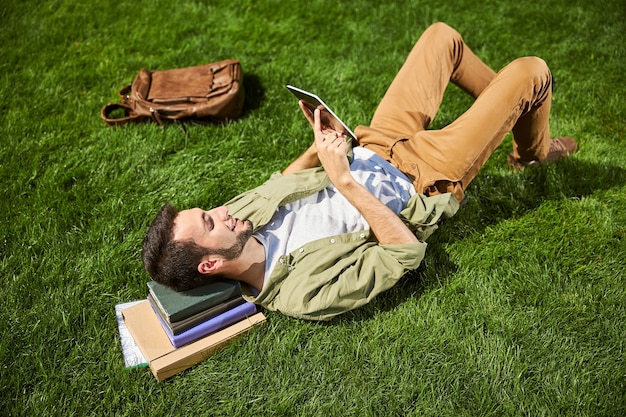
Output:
[508, 137, 578, 170]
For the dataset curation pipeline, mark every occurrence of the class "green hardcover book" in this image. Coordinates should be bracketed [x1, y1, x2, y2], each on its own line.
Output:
[148, 293, 246, 335]
[146, 279, 242, 323]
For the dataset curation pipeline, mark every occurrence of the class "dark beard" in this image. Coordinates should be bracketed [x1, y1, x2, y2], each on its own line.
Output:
[210, 227, 253, 260]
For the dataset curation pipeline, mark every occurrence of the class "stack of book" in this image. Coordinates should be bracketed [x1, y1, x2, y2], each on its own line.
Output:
[118, 279, 266, 381]
[146, 279, 257, 348]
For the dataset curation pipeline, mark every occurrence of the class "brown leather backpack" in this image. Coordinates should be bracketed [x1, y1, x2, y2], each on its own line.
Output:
[101, 59, 245, 126]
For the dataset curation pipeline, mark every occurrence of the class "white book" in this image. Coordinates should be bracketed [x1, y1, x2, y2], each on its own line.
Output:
[115, 300, 148, 368]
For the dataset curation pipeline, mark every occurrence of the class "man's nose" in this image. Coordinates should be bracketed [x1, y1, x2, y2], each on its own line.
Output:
[214, 205, 229, 219]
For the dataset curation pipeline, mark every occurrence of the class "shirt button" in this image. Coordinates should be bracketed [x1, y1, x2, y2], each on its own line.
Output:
[330, 238, 336, 244]
[360, 233, 366, 239]
[299, 248, 304, 253]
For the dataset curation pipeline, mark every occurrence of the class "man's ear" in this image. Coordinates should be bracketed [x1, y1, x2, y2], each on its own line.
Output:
[198, 257, 223, 275]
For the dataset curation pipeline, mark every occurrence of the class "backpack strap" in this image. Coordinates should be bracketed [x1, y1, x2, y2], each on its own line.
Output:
[101, 102, 170, 126]
[100, 103, 142, 126]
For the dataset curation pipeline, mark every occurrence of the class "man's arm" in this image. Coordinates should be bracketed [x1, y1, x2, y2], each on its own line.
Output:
[313, 110, 419, 245]
[334, 179, 419, 244]
[282, 144, 319, 175]
[281, 101, 322, 176]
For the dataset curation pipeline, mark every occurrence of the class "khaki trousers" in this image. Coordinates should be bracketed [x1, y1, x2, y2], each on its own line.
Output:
[355, 22, 553, 202]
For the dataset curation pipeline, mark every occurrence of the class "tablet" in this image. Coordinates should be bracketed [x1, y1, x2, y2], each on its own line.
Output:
[286, 85, 356, 141]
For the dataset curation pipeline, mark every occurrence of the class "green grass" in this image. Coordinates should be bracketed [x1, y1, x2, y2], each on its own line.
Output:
[1, 0, 624, 415]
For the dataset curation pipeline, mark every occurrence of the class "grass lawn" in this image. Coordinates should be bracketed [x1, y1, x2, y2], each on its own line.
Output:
[1, 0, 624, 415]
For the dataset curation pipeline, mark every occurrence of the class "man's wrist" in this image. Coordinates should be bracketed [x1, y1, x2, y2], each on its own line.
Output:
[332, 174, 359, 193]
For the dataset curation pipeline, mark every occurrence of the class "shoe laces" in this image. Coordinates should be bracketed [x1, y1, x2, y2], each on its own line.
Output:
[549, 138, 568, 152]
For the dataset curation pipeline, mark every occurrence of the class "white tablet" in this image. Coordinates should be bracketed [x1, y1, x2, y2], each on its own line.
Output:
[286, 84, 356, 141]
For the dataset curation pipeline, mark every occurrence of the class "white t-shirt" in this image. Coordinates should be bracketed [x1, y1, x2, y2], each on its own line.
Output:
[254, 147, 416, 283]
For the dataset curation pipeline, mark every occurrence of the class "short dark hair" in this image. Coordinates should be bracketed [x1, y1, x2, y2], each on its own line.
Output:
[141, 203, 210, 291]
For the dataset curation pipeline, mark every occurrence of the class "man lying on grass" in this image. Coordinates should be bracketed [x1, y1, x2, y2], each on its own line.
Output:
[142, 23, 577, 321]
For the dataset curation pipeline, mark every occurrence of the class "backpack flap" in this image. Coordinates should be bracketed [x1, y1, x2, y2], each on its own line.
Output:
[148, 65, 214, 101]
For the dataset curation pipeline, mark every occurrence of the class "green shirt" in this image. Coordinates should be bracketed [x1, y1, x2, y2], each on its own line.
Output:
[226, 165, 459, 321]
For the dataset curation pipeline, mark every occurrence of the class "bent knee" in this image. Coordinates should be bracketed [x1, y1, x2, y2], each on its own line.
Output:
[508, 56, 550, 77]
[420, 22, 465, 63]
[502, 57, 552, 89]
[424, 22, 462, 40]
[501, 57, 553, 101]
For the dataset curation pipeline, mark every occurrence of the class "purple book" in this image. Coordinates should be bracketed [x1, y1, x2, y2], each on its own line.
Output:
[151, 300, 257, 348]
